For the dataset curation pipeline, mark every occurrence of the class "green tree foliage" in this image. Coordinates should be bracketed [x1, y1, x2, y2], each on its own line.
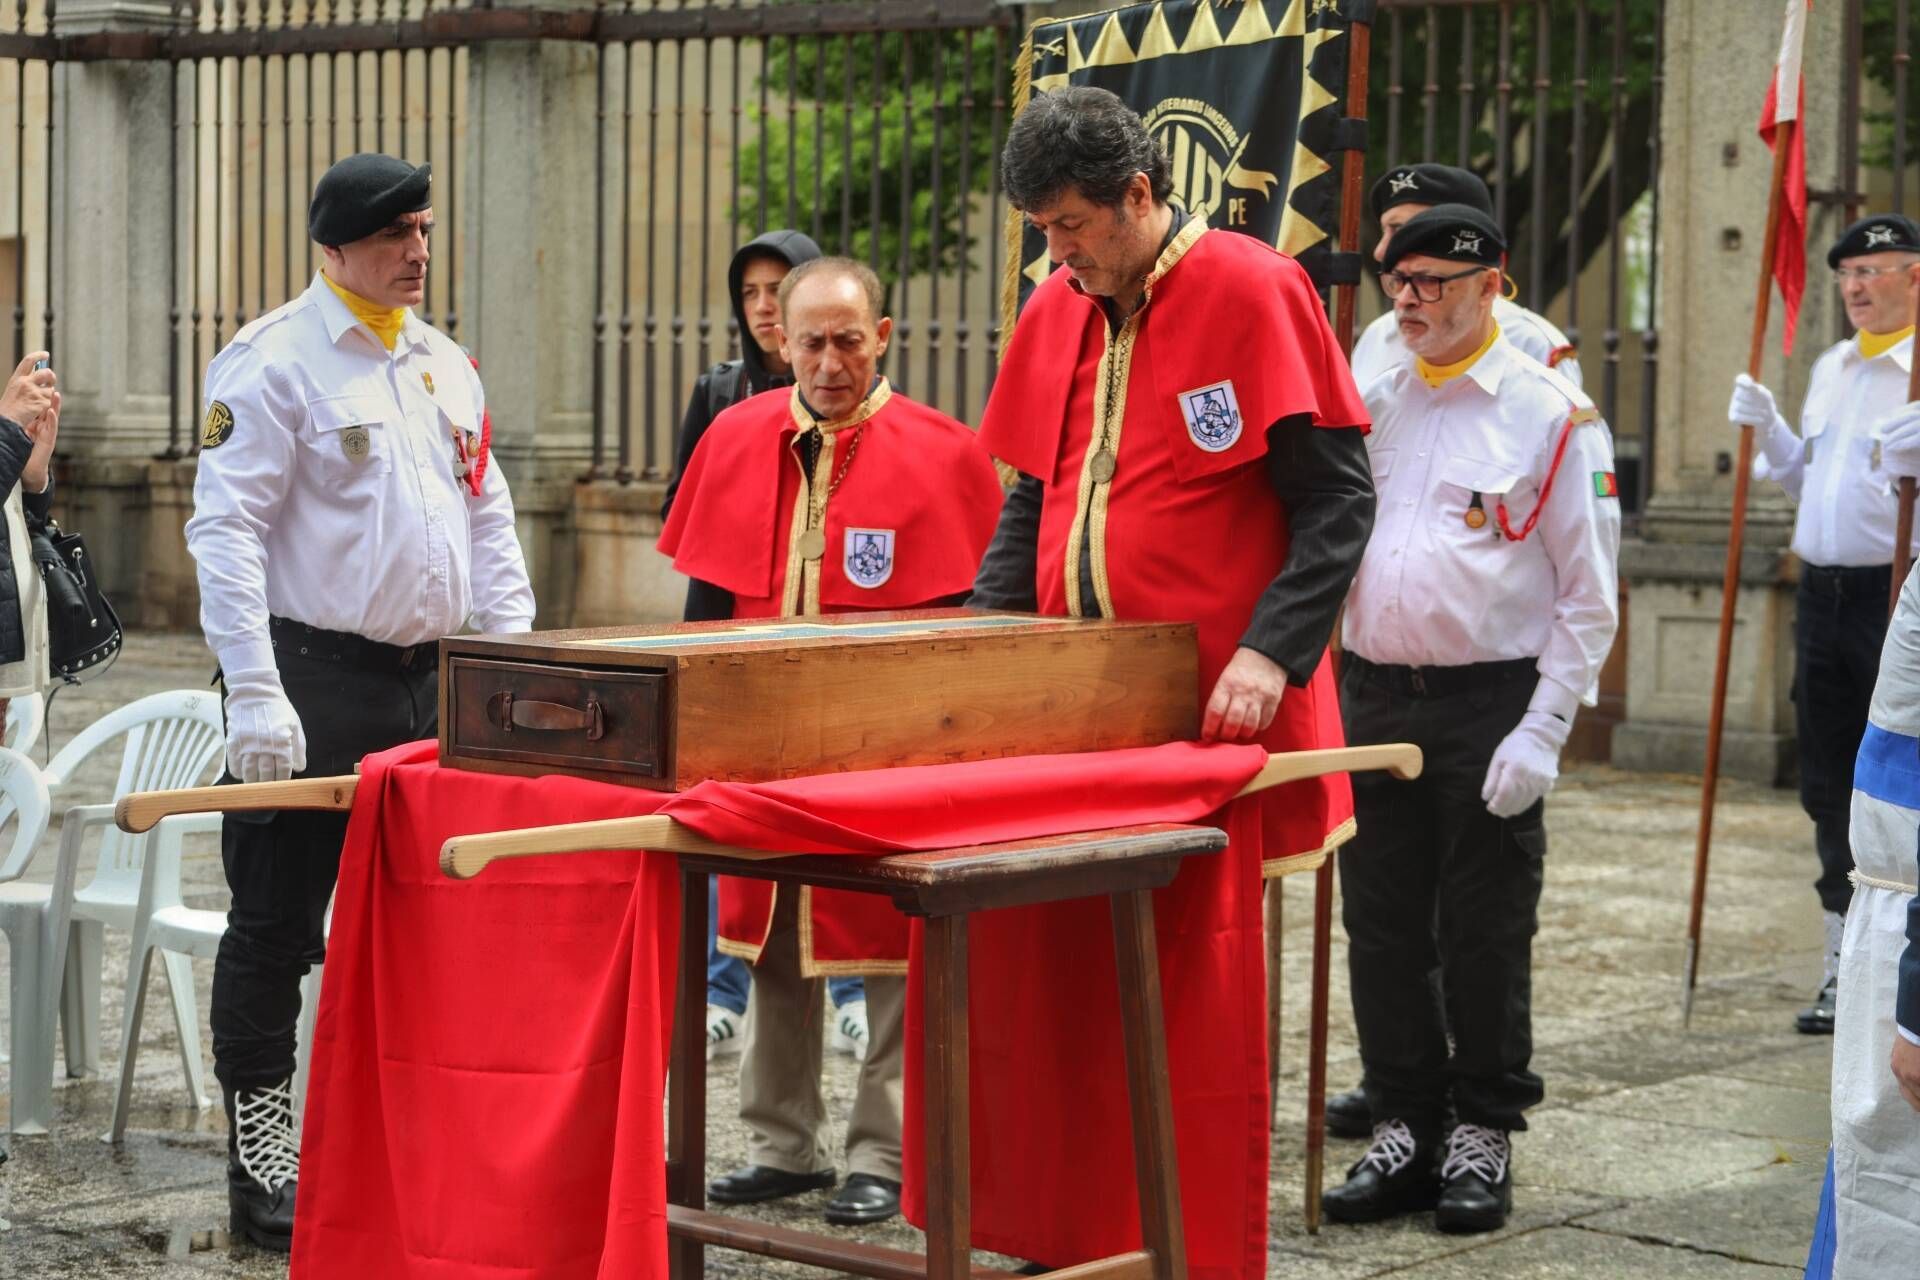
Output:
[734, 26, 1010, 277]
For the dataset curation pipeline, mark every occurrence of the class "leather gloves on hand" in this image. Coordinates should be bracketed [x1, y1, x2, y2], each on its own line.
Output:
[222, 668, 307, 784]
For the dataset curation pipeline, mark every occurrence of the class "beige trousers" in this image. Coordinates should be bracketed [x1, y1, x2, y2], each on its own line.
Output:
[738, 889, 905, 1181]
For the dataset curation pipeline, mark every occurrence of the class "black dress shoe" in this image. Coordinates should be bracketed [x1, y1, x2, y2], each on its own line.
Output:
[707, 1164, 837, 1204]
[1435, 1124, 1512, 1234]
[1320, 1118, 1439, 1224]
[824, 1173, 901, 1225]
[1325, 1085, 1373, 1139]
[1796, 974, 1837, 1035]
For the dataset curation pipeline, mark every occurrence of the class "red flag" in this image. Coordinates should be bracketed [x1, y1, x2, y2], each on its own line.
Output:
[1757, 0, 1810, 353]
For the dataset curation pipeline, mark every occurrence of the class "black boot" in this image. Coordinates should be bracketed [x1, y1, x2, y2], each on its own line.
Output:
[1325, 1085, 1373, 1139]
[225, 1079, 299, 1252]
[1435, 1123, 1512, 1234]
[1321, 1118, 1439, 1224]
[1796, 975, 1837, 1035]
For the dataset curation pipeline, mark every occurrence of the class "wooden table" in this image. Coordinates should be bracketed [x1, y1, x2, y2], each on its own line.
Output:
[663, 822, 1229, 1280]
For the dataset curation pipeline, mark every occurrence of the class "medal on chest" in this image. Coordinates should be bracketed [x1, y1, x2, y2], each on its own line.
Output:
[797, 528, 827, 561]
[1465, 492, 1488, 530]
[341, 426, 372, 461]
[1089, 448, 1117, 484]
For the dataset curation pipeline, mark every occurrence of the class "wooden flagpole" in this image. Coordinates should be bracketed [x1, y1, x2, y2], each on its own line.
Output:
[1891, 270, 1920, 617]
[1683, 114, 1799, 1029]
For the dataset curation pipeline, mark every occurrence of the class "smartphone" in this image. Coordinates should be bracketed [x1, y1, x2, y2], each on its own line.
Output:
[33, 358, 46, 371]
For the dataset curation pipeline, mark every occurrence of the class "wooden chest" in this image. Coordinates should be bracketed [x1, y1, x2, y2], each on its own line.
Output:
[438, 610, 1198, 790]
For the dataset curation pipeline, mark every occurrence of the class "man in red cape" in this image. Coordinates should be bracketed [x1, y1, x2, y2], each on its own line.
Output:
[959, 87, 1375, 1276]
[657, 255, 1002, 1228]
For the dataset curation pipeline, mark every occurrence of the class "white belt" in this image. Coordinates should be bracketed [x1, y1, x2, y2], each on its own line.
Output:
[1850, 869, 1920, 895]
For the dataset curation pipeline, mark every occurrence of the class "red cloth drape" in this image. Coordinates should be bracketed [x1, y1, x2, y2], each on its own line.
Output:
[291, 739, 1269, 1277]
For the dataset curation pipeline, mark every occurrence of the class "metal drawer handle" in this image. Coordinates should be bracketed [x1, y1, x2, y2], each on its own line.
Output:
[487, 691, 605, 741]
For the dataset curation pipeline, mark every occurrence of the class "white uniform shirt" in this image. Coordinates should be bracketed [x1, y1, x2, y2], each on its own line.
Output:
[1350, 296, 1582, 392]
[1755, 334, 1920, 568]
[1344, 333, 1622, 705]
[186, 274, 535, 675]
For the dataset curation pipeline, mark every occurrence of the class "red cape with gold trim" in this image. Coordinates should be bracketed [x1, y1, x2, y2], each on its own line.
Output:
[905, 224, 1368, 1277]
[657, 381, 1004, 971]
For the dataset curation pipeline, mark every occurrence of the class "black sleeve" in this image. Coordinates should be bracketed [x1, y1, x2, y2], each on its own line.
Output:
[0, 417, 32, 501]
[966, 473, 1042, 610]
[661, 373, 719, 525]
[682, 577, 735, 623]
[1240, 419, 1375, 684]
[22, 470, 52, 521]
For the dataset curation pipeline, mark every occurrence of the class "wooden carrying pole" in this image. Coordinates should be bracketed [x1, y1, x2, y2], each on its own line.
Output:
[436, 743, 1424, 882]
[1892, 271, 1920, 617]
[1684, 115, 1799, 1029]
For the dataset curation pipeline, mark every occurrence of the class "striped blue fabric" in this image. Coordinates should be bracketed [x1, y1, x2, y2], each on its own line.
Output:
[1853, 724, 1920, 811]
[1804, 1148, 1837, 1280]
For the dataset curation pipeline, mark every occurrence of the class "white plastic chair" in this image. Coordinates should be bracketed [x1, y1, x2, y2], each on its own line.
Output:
[41, 691, 225, 1096]
[4, 692, 44, 756]
[0, 747, 58, 1133]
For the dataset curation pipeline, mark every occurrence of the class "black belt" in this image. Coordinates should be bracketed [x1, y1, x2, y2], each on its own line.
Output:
[268, 616, 439, 675]
[1341, 652, 1538, 698]
[1799, 562, 1892, 602]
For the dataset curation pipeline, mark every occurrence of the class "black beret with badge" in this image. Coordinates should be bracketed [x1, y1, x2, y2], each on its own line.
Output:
[1827, 213, 1920, 269]
[1369, 163, 1494, 220]
[308, 153, 432, 247]
[1379, 203, 1507, 274]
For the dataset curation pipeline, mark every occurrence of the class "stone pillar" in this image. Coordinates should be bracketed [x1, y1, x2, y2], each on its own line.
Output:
[1611, 2, 1846, 783]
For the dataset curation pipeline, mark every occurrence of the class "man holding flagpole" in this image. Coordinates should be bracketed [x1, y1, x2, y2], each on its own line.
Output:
[1726, 212, 1920, 1035]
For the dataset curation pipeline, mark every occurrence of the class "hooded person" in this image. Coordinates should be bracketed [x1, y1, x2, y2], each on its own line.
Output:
[662, 229, 823, 523]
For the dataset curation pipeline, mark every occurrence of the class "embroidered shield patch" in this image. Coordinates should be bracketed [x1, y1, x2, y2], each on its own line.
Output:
[843, 527, 895, 589]
[1179, 380, 1244, 453]
[201, 400, 234, 449]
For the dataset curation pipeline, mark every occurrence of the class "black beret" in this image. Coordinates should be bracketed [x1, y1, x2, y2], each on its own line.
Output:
[1379, 203, 1507, 273]
[1369, 163, 1494, 220]
[308, 153, 432, 247]
[1828, 213, 1920, 268]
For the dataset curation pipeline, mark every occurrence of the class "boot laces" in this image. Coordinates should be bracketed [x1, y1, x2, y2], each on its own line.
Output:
[1356, 1118, 1420, 1176]
[234, 1080, 300, 1193]
[1441, 1123, 1509, 1184]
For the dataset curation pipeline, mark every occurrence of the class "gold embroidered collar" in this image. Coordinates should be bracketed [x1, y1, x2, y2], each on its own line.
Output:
[788, 378, 893, 436]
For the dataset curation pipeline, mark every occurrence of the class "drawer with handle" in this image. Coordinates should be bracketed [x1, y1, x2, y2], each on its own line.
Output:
[445, 657, 669, 783]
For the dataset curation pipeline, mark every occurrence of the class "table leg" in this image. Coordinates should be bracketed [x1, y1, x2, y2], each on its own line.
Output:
[1304, 856, 1335, 1235]
[667, 867, 708, 1279]
[922, 914, 971, 1280]
[1109, 888, 1188, 1280]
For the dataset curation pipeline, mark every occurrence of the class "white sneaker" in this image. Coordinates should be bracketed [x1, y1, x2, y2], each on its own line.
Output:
[705, 1004, 744, 1061]
[831, 1000, 869, 1061]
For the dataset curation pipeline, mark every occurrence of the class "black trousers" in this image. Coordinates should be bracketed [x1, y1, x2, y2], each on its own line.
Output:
[1338, 656, 1546, 1134]
[209, 649, 438, 1093]
[1794, 564, 1890, 917]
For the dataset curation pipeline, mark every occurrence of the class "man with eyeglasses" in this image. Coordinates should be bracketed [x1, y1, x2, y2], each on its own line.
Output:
[1349, 163, 1581, 392]
[1324, 204, 1620, 1235]
[1729, 212, 1920, 1037]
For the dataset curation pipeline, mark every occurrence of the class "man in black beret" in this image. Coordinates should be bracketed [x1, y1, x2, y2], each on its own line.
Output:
[1326, 202, 1620, 1234]
[1728, 211, 1920, 1037]
[1350, 164, 1581, 392]
[185, 153, 533, 1250]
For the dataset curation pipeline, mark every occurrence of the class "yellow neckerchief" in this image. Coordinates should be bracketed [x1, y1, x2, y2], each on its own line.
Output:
[1416, 321, 1501, 388]
[322, 272, 406, 352]
[1859, 325, 1915, 360]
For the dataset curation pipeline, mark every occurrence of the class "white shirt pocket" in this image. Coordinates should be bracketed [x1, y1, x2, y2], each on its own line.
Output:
[1433, 453, 1532, 542]
[305, 393, 396, 478]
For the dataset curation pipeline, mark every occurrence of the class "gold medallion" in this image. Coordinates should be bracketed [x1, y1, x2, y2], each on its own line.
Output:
[1089, 448, 1117, 484]
[341, 426, 372, 461]
[1464, 507, 1487, 530]
[797, 528, 827, 561]
[423, 371, 436, 395]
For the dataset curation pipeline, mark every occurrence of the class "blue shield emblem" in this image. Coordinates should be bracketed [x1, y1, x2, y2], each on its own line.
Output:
[1179, 380, 1244, 453]
[843, 527, 895, 589]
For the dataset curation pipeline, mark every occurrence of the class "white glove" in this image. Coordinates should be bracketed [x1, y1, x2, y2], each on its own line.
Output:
[1482, 710, 1571, 819]
[223, 668, 308, 783]
[1727, 373, 1798, 471]
[1876, 401, 1920, 479]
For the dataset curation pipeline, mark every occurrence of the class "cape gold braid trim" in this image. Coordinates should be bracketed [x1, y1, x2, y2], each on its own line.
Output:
[787, 378, 893, 436]
[997, 22, 1035, 353]
[1261, 815, 1358, 880]
[799, 886, 909, 978]
[778, 436, 814, 618]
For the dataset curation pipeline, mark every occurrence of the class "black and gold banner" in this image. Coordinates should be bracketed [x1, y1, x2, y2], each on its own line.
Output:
[1004, 0, 1362, 327]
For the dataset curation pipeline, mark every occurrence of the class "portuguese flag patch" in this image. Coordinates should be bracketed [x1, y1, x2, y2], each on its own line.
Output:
[1593, 471, 1620, 499]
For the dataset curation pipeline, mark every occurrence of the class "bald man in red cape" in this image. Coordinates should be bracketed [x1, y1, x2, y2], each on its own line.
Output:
[941, 88, 1376, 1276]
[659, 256, 1002, 1227]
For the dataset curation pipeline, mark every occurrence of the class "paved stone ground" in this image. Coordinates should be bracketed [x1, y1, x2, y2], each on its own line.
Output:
[0, 633, 1832, 1277]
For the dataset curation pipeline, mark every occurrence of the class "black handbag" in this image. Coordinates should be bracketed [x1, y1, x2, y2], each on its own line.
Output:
[27, 513, 123, 681]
